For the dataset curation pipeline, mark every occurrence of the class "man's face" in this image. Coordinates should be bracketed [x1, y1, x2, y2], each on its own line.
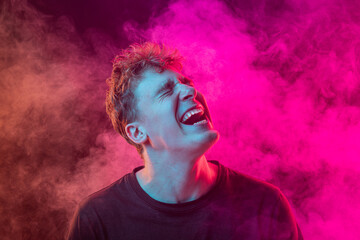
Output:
[132, 68, 219, 156]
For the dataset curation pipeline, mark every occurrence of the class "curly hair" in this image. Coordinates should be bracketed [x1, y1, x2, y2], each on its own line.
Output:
[105, 42, 184, 158]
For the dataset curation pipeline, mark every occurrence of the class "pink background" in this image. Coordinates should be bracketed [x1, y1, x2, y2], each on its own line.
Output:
[1, 0, 359, 239]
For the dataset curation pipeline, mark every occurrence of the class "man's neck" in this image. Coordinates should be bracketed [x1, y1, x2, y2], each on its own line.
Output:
[135, 152, 218, 204]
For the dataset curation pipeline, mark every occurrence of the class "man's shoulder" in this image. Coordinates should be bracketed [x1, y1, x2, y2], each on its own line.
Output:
[221, 163, 282, 200]
[78, 173, 132, 211]
[67, 173, 136, 239]
[219, 163, 303, 240]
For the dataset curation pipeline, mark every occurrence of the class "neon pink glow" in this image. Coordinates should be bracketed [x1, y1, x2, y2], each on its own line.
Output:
[1, 0, 359, 239]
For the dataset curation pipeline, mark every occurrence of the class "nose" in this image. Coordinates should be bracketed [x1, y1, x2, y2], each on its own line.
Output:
[179, 83, 197, 101]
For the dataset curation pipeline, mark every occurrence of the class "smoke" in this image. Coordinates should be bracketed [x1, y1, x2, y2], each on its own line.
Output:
[1, 0, 359, 239]
[129, 0, 360, 239]
[0, 1, 141, 239]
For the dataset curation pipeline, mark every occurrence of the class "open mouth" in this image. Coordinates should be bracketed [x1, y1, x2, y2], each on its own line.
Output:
[180, 107, 208, 126]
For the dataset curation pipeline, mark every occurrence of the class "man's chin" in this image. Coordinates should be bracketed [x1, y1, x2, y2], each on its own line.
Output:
[204, 129, 220, 148]
[190, 129, 220, 155]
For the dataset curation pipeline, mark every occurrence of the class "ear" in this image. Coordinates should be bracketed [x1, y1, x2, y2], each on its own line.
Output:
[125, 122, 147, 144]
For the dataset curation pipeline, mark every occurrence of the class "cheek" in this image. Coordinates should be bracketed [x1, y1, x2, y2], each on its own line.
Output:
[144, 100, 183, 136]
[150, 114, 183, 141]
[147, 118, 183, 149]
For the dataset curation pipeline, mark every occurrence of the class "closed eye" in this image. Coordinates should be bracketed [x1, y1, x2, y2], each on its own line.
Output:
[159, 89, 174, 101]
[159, 81, 180, 102]
[157, 77, 192, 102]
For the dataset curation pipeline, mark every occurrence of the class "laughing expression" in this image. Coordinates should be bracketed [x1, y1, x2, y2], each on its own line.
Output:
[132, 68, 219, 156]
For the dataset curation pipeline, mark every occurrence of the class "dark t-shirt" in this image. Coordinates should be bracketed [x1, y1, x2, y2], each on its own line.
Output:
[67, 160, 303, 240]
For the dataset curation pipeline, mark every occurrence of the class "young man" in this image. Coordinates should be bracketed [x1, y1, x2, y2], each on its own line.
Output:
[67, 42, 303, 239]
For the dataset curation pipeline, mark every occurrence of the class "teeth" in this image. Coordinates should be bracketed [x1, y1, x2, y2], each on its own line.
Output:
[182, 108, 203, 123]
[193, 119, 208, 125]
